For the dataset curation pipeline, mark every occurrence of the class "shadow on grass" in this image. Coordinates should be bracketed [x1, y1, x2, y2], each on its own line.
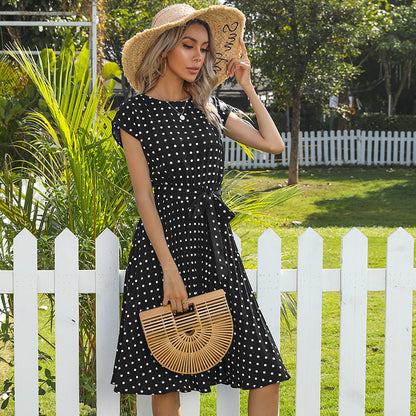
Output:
[304, 182, 416, 227]
[245, 166, 415, 183]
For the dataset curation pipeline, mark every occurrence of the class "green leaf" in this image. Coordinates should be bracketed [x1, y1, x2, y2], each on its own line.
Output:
[58, 31, 76, 72]
[1, 397, 9, 409]
[39, 48, 56, 73]
[74, 42, 90, 85]
[102, 62, 122, 80]
[106, 79, 116, 94]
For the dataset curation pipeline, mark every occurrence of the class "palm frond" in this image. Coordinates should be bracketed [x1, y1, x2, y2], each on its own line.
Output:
[223, 171, 302, 228]
[6, 40, 131, 247]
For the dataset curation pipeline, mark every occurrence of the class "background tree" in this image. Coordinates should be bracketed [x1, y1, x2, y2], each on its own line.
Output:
[376, 2, 416, 115]
[228, 0, 378, 184]
[336, 0, 416, 117]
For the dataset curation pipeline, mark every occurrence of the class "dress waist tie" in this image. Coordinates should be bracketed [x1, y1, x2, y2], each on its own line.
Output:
[154, 186, 235, 282]
[188, 189, 235, 282]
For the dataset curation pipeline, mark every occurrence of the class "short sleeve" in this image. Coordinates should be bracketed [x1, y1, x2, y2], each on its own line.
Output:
[210, 96, 233, 130]
[112, 98, 140, 148]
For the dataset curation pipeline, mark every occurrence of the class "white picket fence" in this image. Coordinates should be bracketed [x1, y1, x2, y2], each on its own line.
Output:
[0, 227, 415, 416]
[223, 130, 416, 169]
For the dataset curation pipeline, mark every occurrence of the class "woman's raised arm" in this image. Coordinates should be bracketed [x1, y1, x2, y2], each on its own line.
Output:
[223, 38, 285, 155]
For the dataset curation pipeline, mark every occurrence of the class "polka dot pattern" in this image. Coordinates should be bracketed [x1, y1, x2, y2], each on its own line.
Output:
[111, 94, 290, 395]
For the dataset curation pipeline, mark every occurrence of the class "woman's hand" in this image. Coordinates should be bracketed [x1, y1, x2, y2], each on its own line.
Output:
[226, 37, 252, 90]
[162, 266, 189, 313]
[222, 38, 285, 155]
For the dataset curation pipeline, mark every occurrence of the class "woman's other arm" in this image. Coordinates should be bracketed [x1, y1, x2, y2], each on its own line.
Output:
[120, 129, 188, 313]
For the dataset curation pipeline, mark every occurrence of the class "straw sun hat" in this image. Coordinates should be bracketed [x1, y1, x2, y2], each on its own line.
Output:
[122, 3, 246, 92]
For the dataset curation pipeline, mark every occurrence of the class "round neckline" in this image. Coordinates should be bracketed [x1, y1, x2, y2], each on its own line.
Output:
[143, 93, 192, 103]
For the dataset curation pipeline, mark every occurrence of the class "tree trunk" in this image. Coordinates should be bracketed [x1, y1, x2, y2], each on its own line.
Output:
[288, 94, 301, 185]
[392, 59, 412, 114]
[382, 51, 392, 116]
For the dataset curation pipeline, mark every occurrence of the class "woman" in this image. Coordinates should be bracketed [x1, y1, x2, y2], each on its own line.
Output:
[112, 4, 290, 415]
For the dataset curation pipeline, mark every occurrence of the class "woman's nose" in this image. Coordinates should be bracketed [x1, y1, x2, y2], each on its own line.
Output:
[194, 50, 202, 62]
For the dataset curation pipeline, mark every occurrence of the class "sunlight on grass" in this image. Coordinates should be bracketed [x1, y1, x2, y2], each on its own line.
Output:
[230, 167, 416, 269]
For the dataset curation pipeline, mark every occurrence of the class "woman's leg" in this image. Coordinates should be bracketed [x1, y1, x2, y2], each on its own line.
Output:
[152, 392, 181, 416]
[248, 383, 280, 416]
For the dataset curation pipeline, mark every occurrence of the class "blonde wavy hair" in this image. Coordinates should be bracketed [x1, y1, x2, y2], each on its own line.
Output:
[135, 19, 223, 131]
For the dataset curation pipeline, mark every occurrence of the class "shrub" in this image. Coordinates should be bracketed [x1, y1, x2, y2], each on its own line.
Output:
[350, 113, 416, 131]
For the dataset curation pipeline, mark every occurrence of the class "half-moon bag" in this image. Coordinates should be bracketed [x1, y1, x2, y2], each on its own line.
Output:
[139, 289, 233, 374]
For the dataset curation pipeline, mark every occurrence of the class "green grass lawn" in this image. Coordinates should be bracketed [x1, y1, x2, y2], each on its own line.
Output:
[230, 166, 416, 269]
[1, 166, 415, 415]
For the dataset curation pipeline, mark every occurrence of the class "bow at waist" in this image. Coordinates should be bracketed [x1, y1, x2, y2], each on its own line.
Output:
[188, 189, 234, 282]
[188, 189, 235, 223]
[153, 185, 234, 281]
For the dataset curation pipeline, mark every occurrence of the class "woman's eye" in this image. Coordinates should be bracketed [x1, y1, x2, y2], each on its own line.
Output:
[183, 44, 192, 49]
[201, 48, 209, 53]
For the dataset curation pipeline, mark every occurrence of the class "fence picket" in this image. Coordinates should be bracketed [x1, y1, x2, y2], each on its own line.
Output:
[374, 131, 381, 165]
[339, 228, 368, 416]
[316, 131, 323, 164]
[386, 132, 392, 164]
[181, 391, 200, 416]
[310, 131, 316, 166]
[330, 131, 336, 165]
[296, 228, 323, 416]
[364, 130, 369, 165]
[136, 395, 152, 416]
[287, 132, 292, 166]
[399, 131, 405, 164]
[305, 132, 311, 166]
[13, 228, 38, 416]
[337, 134, 342, 165]
[378, 131, 385, 165]
[55, 229, 79, 416]
[356, 130, 363, 165]
[392, 132, 399, 164]
[258, 228, 281, 346]
[324, 131, 330, 164]
[350, 131, 356, 164]
[217, 384, 240, 416]
[299, 132, 305, 165]
[405, 131, 412, 166]
[367, 131, 380, 165]
[384, 228, 414, 416]
[230, 140, 235, 167]
[96, 229, 120, 416]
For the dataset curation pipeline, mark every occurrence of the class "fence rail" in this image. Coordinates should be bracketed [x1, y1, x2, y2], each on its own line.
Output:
[223, 130, 416, 169]
[0, 227, 415, 415]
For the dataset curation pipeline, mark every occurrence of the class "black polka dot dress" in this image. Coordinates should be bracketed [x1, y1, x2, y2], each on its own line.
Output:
[111, 93, 290, 394]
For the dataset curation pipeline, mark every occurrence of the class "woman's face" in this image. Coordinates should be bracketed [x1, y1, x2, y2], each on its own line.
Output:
[165, 22, 209, 83]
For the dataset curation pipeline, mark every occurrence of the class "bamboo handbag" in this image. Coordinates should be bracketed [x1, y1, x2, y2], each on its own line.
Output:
[139, 289, 233, 374]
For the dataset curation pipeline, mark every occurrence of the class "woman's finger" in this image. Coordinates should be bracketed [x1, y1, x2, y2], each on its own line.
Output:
[162, 293, 169, 306]
[232, 62, 250, 77]
[170, 299, 179, 314]
[227, 59, 247, 76]
[176, 298, 184, 313]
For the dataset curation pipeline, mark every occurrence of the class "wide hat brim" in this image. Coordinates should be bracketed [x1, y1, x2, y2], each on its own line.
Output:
[122, 5, 245, 92]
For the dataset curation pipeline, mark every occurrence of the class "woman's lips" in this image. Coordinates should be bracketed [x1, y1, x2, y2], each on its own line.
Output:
[187, 67, 200, 74]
